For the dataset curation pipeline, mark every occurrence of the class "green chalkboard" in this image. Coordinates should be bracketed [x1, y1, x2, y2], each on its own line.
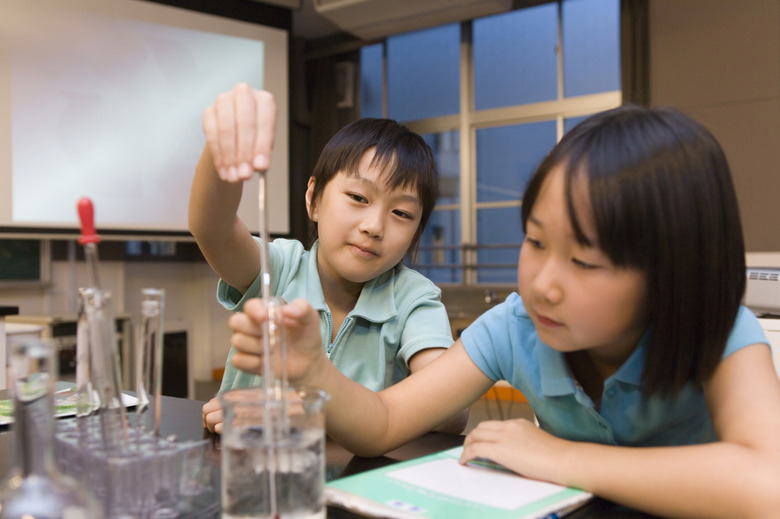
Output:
[0, 239, 45, 282]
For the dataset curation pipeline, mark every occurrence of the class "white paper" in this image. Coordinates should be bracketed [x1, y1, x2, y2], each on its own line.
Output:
[386, 457, 564, 511]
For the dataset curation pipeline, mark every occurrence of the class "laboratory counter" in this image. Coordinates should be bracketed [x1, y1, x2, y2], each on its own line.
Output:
[0, 393, 658, 518]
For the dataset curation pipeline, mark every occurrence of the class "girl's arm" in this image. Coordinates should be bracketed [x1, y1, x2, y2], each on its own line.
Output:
[188, 84, 276, 293]
[231, 298, 494, 456]
[461, 343, 780, 519]
[409, 348, 470, 434]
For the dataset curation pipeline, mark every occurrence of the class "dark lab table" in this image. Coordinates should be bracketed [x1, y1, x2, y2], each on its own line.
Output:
[0, 393, 657, 518]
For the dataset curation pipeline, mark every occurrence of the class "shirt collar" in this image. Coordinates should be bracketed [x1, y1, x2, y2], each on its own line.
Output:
[538, 329, 650, 396]
[352, 269, 399, 323]
[539, 341, 577, 396]
[303, 241, 329, 312]
[610, 329, 650, 386]
[303, 240, 398, 324]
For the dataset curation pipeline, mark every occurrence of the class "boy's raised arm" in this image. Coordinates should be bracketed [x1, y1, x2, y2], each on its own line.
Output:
[189, 146, 259, 293]
[188, 84, 277, 294]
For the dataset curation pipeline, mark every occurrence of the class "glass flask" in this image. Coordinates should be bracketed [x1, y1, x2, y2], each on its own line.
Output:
[0, 339, 103, 519]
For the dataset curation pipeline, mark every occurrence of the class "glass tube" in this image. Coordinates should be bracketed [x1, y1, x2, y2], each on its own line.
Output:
[136, 288, 165, 438]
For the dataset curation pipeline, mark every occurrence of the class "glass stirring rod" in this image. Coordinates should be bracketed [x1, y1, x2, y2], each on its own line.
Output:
[257, 169, 285, 519]
[257, 171, 289, 393]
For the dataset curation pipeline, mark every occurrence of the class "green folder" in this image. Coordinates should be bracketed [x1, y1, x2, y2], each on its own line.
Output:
[326, 446, 592, 519]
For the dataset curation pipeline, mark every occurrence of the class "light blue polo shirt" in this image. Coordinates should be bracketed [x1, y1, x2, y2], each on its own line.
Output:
[217, 238, 453, 393]
[461, 292, 769, 446]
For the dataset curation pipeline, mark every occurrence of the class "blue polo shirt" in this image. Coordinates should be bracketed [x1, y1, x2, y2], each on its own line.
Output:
[217, 238, 453, 393]
[461, 292, 769, 446]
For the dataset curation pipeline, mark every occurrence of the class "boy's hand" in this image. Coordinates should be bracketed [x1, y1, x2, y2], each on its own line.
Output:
[202, 83, 276, 182]
[229, 298, 327, 385]
[202, 397, 224, 434]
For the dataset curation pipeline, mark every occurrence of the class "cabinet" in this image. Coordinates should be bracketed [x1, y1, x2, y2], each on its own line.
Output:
[6, 314, 133, 388]
[0, 306, 20, 390]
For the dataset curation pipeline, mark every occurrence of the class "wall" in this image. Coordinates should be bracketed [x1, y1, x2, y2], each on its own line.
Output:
[649, 0, 780, 251]
[0, 257, 233, 386]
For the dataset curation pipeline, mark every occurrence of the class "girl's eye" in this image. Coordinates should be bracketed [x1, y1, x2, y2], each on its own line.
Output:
[572, 258, 597, 270]
[525, 236, 543, 249]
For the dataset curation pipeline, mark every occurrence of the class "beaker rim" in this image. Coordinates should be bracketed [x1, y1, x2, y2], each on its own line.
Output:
[219, 384, 329, 406]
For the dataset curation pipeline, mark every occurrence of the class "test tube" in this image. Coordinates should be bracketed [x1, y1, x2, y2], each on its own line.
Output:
[136, 288, 165, 439]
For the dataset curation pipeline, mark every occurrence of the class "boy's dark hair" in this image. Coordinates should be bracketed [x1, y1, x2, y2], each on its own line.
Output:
[521, 104, 746, 397]
[307, 118, 439, 256]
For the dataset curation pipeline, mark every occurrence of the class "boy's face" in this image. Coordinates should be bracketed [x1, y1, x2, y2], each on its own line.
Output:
[306, 148, 423, 291]
[517, 165, 648, 370]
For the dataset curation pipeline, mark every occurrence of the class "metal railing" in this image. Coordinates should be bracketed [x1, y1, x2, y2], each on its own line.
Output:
[408, 242, 522, 274]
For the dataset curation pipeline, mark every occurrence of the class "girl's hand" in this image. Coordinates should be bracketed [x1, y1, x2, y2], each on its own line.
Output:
[202, 397, 223, 434]
[460, 418, 568, 485]
[202, 83, 276, 182]
[229, 298, 328, 385]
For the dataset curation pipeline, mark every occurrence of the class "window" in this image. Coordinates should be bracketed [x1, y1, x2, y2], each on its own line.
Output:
[387, 24, 461, 121]
[474, 4, 559, 109]
[360, 0, 621, 285]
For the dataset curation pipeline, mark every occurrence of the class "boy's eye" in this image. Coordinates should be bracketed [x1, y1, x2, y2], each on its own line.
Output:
[347, 192, 367, 203]
[392, 209, 413, 219]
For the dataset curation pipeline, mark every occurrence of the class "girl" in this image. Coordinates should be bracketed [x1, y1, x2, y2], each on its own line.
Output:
[190, 84, 464, 434]
[231, 105, 780, 518]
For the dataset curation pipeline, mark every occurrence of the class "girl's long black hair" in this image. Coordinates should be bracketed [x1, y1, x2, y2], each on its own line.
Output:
[522, 105, 746, 397]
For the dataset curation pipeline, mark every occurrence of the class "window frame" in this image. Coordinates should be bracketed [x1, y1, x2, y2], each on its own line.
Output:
[365, 1, 622, 285]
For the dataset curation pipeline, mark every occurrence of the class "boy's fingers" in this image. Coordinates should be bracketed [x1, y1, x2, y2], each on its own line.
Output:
[252, 89, 276, 172]
[202, 106, 225, 176]
[233, 83, 256, 178]
[214, 90, 237, 177]
[202, 397, 221, 414]
[202, 85, 276, 181]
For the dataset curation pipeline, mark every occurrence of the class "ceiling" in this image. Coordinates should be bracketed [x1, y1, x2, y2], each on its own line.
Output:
[290, 0, 343, 40]
[257, 0, 533, 42]
[251, 0, 344, 40]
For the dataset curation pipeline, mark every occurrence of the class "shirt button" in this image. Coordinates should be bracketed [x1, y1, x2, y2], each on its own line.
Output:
[606, 387, 616, 398]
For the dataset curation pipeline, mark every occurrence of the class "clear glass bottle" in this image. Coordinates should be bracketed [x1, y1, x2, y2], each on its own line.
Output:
[0, 339, 103, 519]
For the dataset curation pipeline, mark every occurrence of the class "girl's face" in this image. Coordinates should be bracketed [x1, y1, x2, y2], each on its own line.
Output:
[306, 148, 423, 291]
[518, 164, 649, 367]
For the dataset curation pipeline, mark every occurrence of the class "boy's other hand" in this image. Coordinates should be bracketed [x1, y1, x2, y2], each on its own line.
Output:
[202, 397, 223, 434]
[202, 83, 276, 182]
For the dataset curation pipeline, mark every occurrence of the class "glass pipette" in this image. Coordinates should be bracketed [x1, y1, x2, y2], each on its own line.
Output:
[76, 197, 128, 449]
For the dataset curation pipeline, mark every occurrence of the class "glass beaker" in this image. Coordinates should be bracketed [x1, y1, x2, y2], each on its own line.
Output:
[0, 338, 103, 519]
[219, 386, 328, 519]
